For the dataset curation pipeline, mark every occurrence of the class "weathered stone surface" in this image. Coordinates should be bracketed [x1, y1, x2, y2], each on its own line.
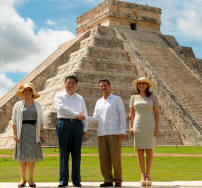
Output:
[77, 0, 161, 35]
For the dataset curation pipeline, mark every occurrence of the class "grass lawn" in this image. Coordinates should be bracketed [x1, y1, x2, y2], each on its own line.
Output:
[0, 146, 202, 182]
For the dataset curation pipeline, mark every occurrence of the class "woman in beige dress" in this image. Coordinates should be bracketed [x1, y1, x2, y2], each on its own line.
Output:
[129, 77, 159, 186]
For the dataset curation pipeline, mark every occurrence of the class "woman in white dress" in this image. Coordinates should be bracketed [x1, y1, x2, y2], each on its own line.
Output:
[129, 77, 159, 186]
[12, 83, 45, 187]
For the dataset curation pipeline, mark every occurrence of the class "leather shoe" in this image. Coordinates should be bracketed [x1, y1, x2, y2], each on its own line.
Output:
[58, 184, 68, 187]
[73, 183, 82, 187]
[100, 182, 113, 187]
[114, 182, 122, 187]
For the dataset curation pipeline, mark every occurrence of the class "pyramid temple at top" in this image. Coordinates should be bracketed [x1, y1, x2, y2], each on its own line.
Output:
[0, 0, 202, 149]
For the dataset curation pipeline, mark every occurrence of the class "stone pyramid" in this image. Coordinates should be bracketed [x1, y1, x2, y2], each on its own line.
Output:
[0, 0, 201, 149]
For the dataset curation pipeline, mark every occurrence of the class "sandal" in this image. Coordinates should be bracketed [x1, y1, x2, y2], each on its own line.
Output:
[145, 174, 152, 186]
[140, 174, 146, 186]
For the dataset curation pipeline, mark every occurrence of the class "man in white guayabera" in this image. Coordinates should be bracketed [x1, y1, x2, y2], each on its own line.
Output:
[84, 78, 126, 187]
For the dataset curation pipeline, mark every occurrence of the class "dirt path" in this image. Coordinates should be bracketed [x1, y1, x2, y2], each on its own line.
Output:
[0, 153, 202, 158]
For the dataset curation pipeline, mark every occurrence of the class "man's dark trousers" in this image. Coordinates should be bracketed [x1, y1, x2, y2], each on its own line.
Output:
[56, 119, 83, 186]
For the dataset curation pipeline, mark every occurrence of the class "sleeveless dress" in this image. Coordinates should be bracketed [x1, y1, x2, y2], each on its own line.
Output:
[130, 94, 157, 149]
[14, 103, 43, 162]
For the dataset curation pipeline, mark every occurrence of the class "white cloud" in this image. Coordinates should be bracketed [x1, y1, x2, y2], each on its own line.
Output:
[46, 19, 56, 26]
[0, 73, 15, 98]
[177, 11, 202, 40]
[0, 0, 75, 73]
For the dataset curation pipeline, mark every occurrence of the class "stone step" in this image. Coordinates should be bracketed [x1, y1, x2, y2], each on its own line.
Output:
[44, 69, 137, 89]
[67, 46, 89, 62]
[80, 35, 124, 50]
[56, 57, 136, 75]
[54, 45, 130, 76]
[56, 59, 82, 75]
[80, 57, 137, 73]
[86, 46, 130, 61]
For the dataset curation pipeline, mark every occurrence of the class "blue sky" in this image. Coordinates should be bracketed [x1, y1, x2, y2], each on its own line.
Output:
[0, 0, 202, 98]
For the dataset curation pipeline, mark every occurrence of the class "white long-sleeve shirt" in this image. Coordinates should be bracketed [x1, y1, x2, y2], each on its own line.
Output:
[87, 93, 126, 136]
[54, 90, 88, 132]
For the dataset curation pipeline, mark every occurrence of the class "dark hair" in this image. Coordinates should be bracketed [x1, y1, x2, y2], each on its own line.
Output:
[65, 75, 78, 83]
[99, 78, 110, 86]
[136, 83, 152, 97]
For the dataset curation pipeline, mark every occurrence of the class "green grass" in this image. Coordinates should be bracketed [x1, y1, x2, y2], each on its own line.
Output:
[0, 155, 202, 182]
[0, 146, 202, 155]
[0, 146, 202, 182]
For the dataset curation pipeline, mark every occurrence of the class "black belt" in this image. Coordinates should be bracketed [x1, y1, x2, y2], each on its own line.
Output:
[22, 120, 36, 125]
[58, 118, 81, 123]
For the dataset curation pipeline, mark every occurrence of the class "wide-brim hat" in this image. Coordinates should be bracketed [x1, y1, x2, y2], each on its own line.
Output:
[132, 77, 154, 89]
[17, 83, 40, 99]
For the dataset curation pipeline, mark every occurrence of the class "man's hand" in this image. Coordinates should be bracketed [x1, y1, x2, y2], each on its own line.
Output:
[13, 134, 19, 142]
[76, 113, 85, 120]
[83, 132, 87, 138]
[120, 134, 125, 139]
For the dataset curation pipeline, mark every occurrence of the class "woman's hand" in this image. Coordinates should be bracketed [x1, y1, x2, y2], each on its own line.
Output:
[154, 128, 159, 137]
[40, 132, 46, 142]
[129, 127, 134, 136]
[13, 134, 19, 142]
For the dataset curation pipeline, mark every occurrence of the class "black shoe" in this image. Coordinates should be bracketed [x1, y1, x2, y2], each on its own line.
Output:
[114, 182, 122, 187]
[100, 182, 113, 187]
[73, 183, 82, 187]
[18, 180, 26, 188]
[58, 184, 68, 187]
[28, 182, 36, 187]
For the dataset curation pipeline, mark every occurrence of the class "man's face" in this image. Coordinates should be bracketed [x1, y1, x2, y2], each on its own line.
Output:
[99, 81, 110, 94]
[65, 78, 77, 94]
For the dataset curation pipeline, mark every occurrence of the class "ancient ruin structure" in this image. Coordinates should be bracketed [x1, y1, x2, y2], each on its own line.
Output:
[0, 0, 201, 149]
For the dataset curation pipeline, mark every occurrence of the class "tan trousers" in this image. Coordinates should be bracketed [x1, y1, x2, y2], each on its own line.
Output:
[98, 135, 122, 183]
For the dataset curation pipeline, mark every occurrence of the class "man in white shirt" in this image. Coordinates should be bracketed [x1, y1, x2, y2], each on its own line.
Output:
[87, 79, 126, 187]
[55, 75, 88, 187]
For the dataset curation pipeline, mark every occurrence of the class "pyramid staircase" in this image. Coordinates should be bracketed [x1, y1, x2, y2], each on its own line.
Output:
[2, 25, 201, 148]
[114, 27, 202, 145]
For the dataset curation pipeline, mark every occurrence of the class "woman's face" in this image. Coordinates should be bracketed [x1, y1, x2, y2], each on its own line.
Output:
[23, 87, 33, 99]
[137, 82, 149, 92]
